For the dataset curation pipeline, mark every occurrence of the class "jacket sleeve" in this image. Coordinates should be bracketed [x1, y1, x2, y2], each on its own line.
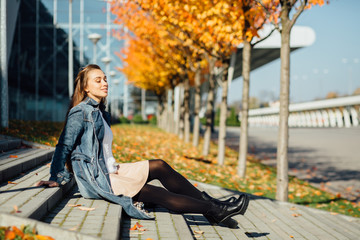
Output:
[49, 107, 84, 184]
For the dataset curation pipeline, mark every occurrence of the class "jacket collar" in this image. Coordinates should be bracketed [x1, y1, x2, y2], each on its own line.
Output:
[84, 97, 106, 111]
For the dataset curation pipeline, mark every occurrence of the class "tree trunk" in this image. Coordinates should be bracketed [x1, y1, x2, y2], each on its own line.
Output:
[202, 59, 216, 156]
[179, 83, 185, 139]
[184, 78, 190, 143]
[174, 85, 181, 135]
[218, 65, 229, 165]
[277, 22, 291, 202]
[238, 40, 252, 177]
[161, 91, 168, 130]
[169, 88, 175, 133]
[156, 94, 164, 129]
[192, 66, 201, 147]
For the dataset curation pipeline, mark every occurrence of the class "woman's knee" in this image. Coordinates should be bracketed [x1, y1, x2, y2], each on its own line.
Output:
[149, 159, 169, 171]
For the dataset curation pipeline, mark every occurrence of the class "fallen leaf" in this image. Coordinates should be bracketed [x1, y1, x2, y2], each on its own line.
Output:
[8, 181, 17, 184]
[290, 207, 297, 211]
[253, 192, 264, 196]
[36, 235, 55, 240]
[68, 224, 80, 231]
[78, 206, 95, 211]
[130, 222, 144, 230]
[290, 235, 294, 238]
[68, 204, 82, 207]
[330, 212, 339, 215]
[46, 163, 51, 167]
[9, 155, 18, 158]
[292, 213, 302, 217]
[13, 205, 22, 213]
[194, 230, 204, 234]
[5, 230, 16, 239]
[193, 183, 198, 187]
[145, 238, 153, 240]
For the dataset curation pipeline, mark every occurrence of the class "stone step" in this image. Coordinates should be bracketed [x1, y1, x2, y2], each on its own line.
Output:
[0, 135, 21, 152]
[0, 213, 98, 240]
[0, 162, 75, 221]
[42, 186, 123, 240]
[0, 146, 54, 183]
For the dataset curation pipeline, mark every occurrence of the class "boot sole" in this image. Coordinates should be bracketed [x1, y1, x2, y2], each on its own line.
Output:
[205, 215, 238, 229]
[219, 194, 249, 223]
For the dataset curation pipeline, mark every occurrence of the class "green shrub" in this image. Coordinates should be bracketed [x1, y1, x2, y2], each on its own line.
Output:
[132, 114, 148, 124]
[119, 116, 130, 124]
[150, 115, 157, 125]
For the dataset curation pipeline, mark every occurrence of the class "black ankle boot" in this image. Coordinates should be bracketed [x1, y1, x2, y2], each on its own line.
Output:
[206, 194, 249, 224]
[201, 191, 237, 204]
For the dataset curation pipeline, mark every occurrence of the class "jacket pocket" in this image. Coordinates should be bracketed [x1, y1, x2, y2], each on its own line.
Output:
[71, 152, 92, 163]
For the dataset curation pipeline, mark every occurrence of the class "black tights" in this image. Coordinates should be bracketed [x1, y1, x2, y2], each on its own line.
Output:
[133, 159, 212, 214]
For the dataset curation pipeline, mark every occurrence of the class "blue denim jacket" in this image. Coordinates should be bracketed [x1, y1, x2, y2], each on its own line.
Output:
[49, 97, 152, 219]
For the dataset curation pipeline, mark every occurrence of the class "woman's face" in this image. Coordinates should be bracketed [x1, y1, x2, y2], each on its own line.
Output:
[85, 69, 108, 102]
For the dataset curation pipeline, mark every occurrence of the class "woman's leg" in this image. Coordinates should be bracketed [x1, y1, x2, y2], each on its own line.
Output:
[147, 159, 203, 199]
[133, 184, 211, 213]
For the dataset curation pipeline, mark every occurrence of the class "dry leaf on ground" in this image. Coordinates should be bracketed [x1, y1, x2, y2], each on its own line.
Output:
[78, 206, 95, 211]
[130, 222, 144, 230]
[68, 204, 82, 207]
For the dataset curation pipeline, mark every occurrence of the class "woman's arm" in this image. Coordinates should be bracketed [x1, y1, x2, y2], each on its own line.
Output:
[48, 107, 84, 185]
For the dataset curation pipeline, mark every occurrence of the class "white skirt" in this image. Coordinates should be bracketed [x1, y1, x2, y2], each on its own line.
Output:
[109, 160, 149, 197]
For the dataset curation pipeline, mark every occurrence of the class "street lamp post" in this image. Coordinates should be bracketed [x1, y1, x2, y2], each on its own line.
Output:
[88, 33, 102, 64]
[113, 79, 120, 119]
[101, 56, 111, 110]
[109, 70, 117, 117]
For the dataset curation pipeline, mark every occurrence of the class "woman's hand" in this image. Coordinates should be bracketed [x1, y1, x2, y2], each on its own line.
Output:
[35, 180, 59, 187]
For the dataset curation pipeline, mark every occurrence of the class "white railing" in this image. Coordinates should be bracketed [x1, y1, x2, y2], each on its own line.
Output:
[246, 95, 360, 128]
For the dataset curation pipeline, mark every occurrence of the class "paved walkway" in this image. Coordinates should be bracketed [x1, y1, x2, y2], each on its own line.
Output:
[211, 126, 360, 203]
[120, 180, 360, 240]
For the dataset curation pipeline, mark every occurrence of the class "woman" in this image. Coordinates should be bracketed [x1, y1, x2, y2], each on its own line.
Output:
[36, 64, 249, 225]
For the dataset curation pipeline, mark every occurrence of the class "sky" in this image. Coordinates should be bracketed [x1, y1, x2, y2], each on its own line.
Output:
[226, 0, 360, 104]
[42, 0, 360, 105]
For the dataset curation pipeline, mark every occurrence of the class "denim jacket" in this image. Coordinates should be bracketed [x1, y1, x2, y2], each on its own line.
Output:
[49, 97, 152, 219]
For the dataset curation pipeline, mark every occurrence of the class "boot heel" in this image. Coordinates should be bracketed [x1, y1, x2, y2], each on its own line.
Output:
[239, 194, 249, 215]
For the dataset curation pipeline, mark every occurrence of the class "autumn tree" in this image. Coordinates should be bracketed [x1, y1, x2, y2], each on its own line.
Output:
[260, 0, 327, 201]
[232, 1, 277, 178]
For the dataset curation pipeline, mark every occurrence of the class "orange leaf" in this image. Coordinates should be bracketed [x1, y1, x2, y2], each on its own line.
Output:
[253, 192, 264, 196]
[36, 235, 55, 240]
[9, 155, 18, 158]
[5, 230, 16, 240]
[12, 226, 24, 238]
[193, 183, 198, 187]
[314, 190, 322, 196]
[130, 222, 144, 230]
[8, 181, 17, 184]
[67, 204, 82, 207]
